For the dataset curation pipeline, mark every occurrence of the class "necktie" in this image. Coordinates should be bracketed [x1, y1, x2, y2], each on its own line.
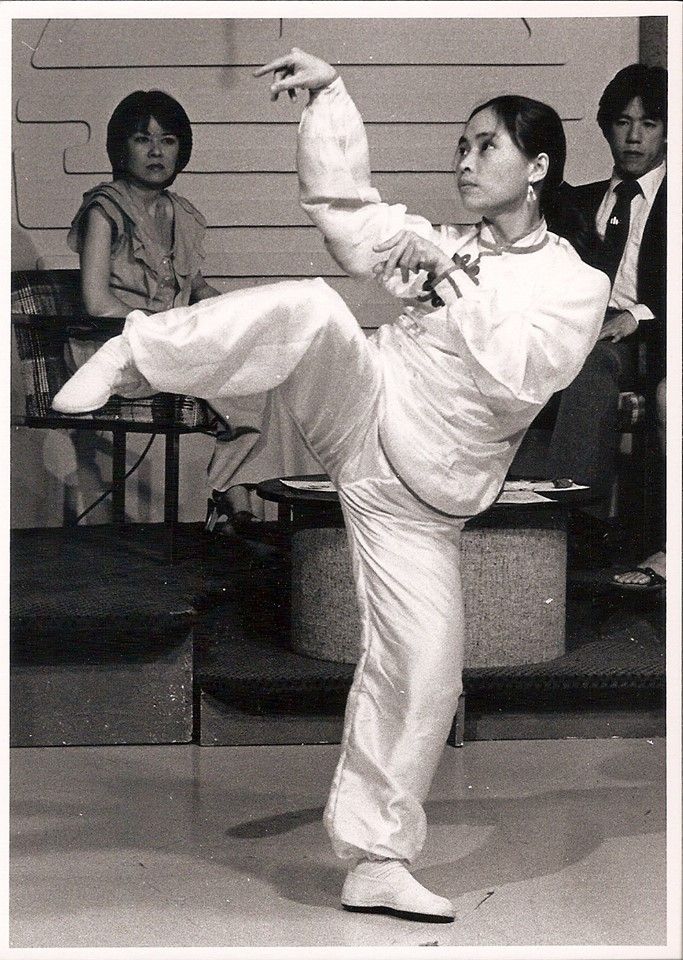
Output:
[601, 179, 641, 281]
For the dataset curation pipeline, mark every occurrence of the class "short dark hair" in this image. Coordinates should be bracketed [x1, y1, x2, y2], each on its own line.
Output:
[106, 90, 193, 179]
[597, 64, 668, 135]
[468, 95, 566, 215]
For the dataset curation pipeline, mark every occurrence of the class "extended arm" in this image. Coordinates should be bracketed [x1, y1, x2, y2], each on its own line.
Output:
[256, 49, 442, 280]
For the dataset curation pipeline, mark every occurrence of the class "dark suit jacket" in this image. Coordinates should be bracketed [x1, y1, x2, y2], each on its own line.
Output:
[549, 176, 666, 383]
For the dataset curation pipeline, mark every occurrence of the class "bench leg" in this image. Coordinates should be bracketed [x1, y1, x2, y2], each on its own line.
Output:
[164, 432, 180, 564]
[111, 429, 126, 525]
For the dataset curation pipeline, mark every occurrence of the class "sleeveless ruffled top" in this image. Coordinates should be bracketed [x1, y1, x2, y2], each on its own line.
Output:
[68, 179, 207, 313]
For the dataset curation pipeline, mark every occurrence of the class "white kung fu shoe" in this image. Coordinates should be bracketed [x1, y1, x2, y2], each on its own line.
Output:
[51, 335, 150, 414]
[341, 859, 455, 923]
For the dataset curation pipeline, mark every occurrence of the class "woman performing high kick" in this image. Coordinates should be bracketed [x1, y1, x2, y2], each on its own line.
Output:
[53, 50, 609, 922]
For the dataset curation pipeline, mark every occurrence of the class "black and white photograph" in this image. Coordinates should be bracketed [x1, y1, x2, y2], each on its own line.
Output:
[5, 2, 682, 956]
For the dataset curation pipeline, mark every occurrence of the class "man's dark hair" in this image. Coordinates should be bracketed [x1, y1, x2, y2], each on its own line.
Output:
[597, 64, 668, 136]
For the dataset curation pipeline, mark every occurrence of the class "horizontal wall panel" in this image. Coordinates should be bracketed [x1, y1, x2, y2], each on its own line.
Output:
[19, 116, 607, 205]
[17, 65, 587, 125]
[15, 130, 612, 234]
[63, 116, 589, 175]
[66, 123, 462, 174]
[31, 17, 633, 67]
[14, 150, 470, 229]
[282, 17, 624, 65]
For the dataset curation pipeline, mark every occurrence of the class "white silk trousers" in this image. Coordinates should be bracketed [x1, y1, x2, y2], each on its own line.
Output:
[124, 279, 466, 864]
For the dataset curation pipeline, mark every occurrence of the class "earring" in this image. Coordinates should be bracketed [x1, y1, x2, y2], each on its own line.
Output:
[527, 182, 535, 204]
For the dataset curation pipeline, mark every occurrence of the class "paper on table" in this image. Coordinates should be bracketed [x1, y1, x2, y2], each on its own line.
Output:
[280, 479, 337, 492]
[505, 480, 588, 492]
[279, 478, 585, 500]
[497, 489, 556, 505]
[497, 478, 588, 505]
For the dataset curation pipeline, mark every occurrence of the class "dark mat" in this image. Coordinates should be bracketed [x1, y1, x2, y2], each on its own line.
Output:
[11, 523, 666, 725]
[196, 603, 665, 717]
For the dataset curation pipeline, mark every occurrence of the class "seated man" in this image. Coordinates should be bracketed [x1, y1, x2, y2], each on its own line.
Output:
[545, 63, 666, 562]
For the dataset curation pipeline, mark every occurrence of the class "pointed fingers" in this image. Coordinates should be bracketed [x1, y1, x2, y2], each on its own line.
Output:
[253, 55, 293, 78]
[382, 237, 410, 283]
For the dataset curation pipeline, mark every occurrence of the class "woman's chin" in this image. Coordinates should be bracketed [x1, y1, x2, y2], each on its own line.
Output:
[460, 198, 485, 216]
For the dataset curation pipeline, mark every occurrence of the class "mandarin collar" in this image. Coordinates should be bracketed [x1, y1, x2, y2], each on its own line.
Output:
[478, 218, 548, 254]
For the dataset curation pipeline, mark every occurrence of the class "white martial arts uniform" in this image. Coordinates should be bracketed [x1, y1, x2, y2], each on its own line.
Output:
[117, 78, 610, 864]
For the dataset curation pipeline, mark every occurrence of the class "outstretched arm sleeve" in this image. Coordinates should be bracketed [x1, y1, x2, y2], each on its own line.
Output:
[298, 77, 438, 280]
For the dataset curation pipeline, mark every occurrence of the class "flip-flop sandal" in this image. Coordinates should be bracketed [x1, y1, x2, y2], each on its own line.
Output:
[609, 566, 666, 593]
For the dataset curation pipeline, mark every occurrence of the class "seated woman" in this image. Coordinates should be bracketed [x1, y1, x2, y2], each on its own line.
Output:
[69, 88, 218, 331]
[54, 49, 609, 922]
[70, 87, 320, 534]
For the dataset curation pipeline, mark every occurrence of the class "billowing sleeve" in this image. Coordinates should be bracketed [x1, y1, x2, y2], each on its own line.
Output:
[431, 246, 611, 406]
[298, 77, 438, 278]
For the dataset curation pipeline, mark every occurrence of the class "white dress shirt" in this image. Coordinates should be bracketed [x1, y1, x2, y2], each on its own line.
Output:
[595, 161, 666, 320]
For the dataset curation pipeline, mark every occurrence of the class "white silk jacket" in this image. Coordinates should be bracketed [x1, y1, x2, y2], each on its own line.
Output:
[297, 78, 611, 517]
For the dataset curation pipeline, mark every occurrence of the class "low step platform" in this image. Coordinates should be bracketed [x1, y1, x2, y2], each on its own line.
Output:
[11, 525, 198, 746]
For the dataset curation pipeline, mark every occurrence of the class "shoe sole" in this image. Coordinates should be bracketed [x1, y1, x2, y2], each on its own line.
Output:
[342, 904, 454, 923]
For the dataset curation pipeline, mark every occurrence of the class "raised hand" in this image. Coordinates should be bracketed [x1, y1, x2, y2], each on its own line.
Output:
[253, 48, 338, 101]
[373, 231, 454, 285]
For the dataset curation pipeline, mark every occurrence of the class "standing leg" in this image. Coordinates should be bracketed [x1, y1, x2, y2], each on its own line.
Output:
[327, 470, 465, 865]
[323, 469, 464, 921]
[50, 278, 461, 920]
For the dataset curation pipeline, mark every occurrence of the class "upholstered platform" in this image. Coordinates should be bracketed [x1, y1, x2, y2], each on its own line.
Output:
[196, 598, 665, 745]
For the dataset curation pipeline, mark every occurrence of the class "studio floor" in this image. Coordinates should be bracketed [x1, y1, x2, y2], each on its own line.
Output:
[10, 736, 668, 952]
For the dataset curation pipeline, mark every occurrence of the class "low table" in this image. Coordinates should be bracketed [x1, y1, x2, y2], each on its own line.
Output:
[257, 475, 576, 670]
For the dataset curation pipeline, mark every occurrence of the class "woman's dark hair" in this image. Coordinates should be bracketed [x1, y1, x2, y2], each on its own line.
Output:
[467, 95, 566, 217]
[597, 64, 667, 136]
[106, 89, 193, 179]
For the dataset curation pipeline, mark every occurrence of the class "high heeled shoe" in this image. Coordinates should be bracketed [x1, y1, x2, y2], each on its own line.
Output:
[205, 492, 261, 539]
